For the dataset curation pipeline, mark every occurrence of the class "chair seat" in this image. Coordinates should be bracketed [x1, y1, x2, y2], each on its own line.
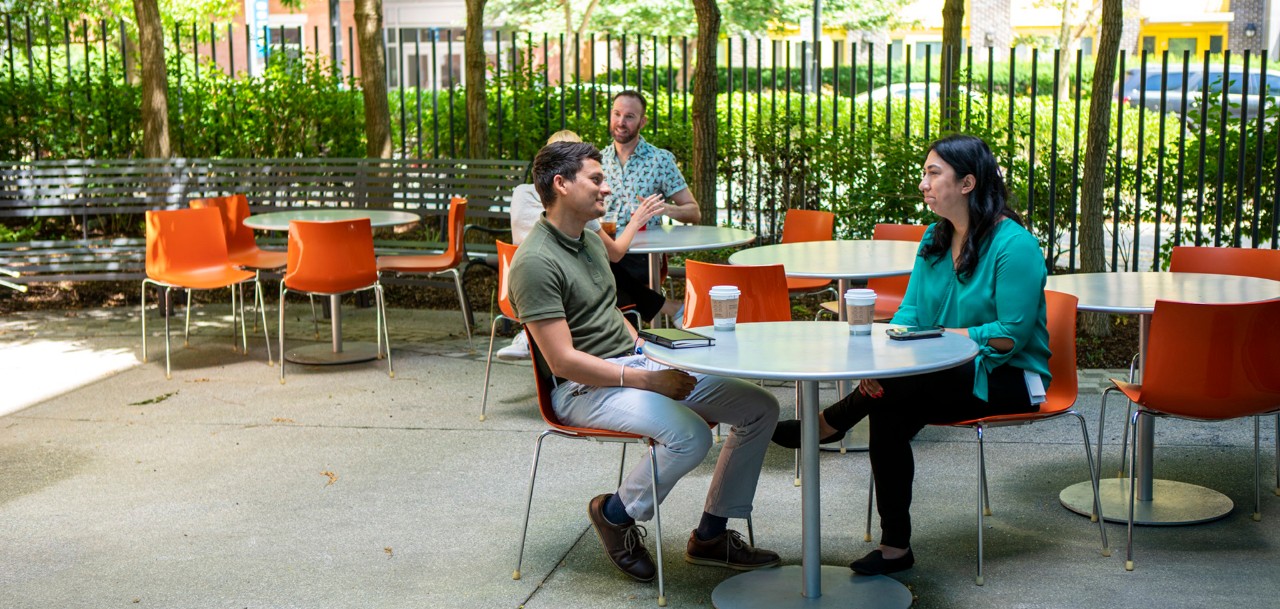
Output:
[149, 266, 254, 290]
[945, 397, 1075, 427]
[787, 276, 831, 292]
[1111, 379, 1142, 403]
[377, 253, 454, 274]
[230, 248, 287, 271]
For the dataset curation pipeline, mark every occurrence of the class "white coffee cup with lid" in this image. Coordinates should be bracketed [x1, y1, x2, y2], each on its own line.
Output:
[709, 285, 741, 331]
[845, 288, 877, 335]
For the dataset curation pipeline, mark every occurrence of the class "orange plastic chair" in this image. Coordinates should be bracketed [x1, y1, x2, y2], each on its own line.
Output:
[278, 218, 392, 383]
[141, 207, 256, 379]
[681, 260, 792, 328]
[1109, 298, 1280, 570]
[818, 222, 927, 320]
[189, 194, 285, 364]
[864, 291, 1109, 585]
[1104, 245, 1280, 486]
[377, 197, 472, 344]
[780, 208, 837, 296]
[479, 240, 520, 421]
[512, 330, 671, 606]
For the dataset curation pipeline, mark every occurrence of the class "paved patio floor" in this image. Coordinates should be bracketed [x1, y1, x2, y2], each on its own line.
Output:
[2, 305, 1277, 608]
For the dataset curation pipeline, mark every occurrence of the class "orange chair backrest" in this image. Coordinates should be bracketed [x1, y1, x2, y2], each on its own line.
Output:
[1139, 298, 1280, 419]
[496, 240, 519, 321]
[1168, 246, 1280, 282]
[189, 194, 257, 258]
[526, 329, 639, 439]
[683, 260, 792, 328]
[441, 197, 468, 267]
[780, 209, 836, 244]
[1040, 290, 1079, 411]
[867, 223, 927, 313]
[284, 218, 378, 294]
[145, 207, 231, 280]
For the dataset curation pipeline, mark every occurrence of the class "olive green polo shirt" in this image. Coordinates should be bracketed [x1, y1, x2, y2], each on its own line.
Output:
[508, 215, 636, 360]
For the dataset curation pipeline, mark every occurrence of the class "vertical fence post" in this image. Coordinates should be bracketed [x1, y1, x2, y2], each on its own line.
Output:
[1250, 50, 1268, 246]
[1212, 50, 1229, 247]
[1111, 50, 1125, 270]
[1069, 48, 1083, 272]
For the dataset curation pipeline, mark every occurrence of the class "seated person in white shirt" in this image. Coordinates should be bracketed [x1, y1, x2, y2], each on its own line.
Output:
[497, 130, 682, 360]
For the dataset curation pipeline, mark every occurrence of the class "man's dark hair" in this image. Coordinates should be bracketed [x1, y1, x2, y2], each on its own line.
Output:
[611, 90, 647, 114]
[532, 141, 602, 206]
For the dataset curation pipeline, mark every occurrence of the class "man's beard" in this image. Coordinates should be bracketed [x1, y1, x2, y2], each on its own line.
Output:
[611, 127, 637, 145]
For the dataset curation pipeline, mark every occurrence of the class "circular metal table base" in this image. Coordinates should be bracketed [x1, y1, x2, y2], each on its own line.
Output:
[819, 420, 870, 453]
[1059, 478, 1234, 526]
[285, 342, 380, 366]
[712, 565, 912, 609]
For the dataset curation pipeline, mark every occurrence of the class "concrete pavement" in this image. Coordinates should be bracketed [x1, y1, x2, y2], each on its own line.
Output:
[2, 304, 1278, 608]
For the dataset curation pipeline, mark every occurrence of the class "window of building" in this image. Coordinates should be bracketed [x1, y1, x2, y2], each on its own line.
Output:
[914, 41, 942, 62]
[1142, 36, 1156, 54]
[1080, 37, 1093, 56]
[1168, 38, 1197, 55]
[1209, 36, 1223, 54]
[890, 39, 904, 61]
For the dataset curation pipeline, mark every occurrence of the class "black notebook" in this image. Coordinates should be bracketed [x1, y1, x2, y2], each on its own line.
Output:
[639, 328, 715, 349]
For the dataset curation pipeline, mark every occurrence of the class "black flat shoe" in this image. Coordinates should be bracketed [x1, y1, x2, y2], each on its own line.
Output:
[770, 420, 845, 449]
[850, 548, 915, 575]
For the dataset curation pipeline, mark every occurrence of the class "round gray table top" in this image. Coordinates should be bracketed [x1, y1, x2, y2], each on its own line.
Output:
[1045, 271, 1280, 314]
[643, 321, 977, 382]
[626, 225, 756, 254]
[243, 209, 421, 231]
[727, 240, 918, 280]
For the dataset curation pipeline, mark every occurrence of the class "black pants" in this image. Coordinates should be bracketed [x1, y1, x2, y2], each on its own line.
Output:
[611, 261, 666, 322]
[823, 363, 1036, 549]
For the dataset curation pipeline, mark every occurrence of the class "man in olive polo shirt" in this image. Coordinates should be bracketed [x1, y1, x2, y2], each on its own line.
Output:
[509, 141, 780, 583]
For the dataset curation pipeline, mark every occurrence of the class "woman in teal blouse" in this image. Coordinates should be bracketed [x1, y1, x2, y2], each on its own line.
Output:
[772, 134, 1051, 576]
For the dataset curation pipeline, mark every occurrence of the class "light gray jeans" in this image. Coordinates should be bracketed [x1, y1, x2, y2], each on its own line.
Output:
[551, 354, 780, 522]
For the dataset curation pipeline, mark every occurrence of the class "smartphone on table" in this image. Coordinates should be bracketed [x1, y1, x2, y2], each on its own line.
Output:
[886, 325, 945, 340]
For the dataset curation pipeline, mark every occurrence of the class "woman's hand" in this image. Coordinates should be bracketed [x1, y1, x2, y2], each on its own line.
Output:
[631, 194, 665, 225]
[858, 378, 884, 398]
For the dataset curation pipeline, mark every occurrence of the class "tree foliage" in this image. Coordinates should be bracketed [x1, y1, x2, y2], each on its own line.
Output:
[491, 0, 908, 36]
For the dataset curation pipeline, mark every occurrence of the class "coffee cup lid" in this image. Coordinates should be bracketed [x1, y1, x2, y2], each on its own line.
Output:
[709, 285, 741, 297]
[845, 288, 876, 299]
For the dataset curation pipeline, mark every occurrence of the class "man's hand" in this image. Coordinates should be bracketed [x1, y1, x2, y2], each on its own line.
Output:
[643, 369, 697, 401]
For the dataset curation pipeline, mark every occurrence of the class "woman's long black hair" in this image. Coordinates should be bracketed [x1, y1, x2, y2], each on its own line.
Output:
[919, 134, 1021, 280]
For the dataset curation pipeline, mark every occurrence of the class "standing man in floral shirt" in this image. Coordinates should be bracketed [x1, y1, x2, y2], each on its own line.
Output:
[602, 90, 702, 287]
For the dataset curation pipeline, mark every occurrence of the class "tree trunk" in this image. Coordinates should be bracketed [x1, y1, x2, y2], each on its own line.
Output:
[939, 0, 964, 133]
[465, 0, 489, 159]
[1078, 0, 1124, 336]
[691, 0, 720, 226]
[133, 0, 169, 158]
[1055, 0, 1075, 101]
[354, 0, 392, 158]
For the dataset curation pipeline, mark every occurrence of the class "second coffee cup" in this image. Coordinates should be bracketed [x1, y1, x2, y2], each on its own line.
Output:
[709, 285, 741, 331]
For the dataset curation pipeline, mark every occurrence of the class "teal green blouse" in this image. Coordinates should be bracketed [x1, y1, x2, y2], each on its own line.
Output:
[891, 219, 1051, 401]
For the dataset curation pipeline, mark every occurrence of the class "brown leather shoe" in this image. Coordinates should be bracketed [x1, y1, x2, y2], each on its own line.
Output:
[587, 494, 656, 582]
[684, 529, 781, 570]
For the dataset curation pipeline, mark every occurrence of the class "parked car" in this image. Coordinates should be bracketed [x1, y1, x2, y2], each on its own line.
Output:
[1120, 66, 1280, 117]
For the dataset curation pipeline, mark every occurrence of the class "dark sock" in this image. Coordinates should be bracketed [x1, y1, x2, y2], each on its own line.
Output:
[602, 493, 633, 526]
[695, 512, 728, 541]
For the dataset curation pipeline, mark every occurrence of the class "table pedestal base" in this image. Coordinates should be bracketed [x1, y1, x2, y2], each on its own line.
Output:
[819, 420, 869, 452]
[712, 565, 911, 609]
[285, 342, 380, 365]
[1059, 478, 1234, 525]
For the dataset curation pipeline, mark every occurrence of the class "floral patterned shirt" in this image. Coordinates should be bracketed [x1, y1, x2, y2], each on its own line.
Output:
[600, 136, 689, 231]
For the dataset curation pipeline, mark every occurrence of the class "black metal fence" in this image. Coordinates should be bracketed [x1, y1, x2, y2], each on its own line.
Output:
[1, 17, 1277, 271]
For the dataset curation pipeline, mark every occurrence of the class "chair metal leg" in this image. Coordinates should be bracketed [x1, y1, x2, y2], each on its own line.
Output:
[164, 287, 174, 379]
[981, 437, 992, 517]
[976, 426, 986, 586]
[513, 430, 552, 581]
[309, 295, 319, 340]
[618, 443, 628, 487]
[1254, 416, 1262, 521]
[377, 285, 393, 378]
[255, 276, 273, 366]
[141, 281, 149, 363]
[864, 475, 875, 542]
[1125, 409, 1142, 571]
[236, 283, 248, 354]
[1072, 411, 1110, 555]
[648, 440, 667, 607]
[183, 288, 192, 347]
[480, 316, 502, 421]
[279, 285, 288, 384]
[449, 269, 474, 347]
[1119, 402, 1135, 478]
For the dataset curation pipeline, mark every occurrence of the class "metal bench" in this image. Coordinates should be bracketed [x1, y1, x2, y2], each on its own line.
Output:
[0, 157, 526, 288]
